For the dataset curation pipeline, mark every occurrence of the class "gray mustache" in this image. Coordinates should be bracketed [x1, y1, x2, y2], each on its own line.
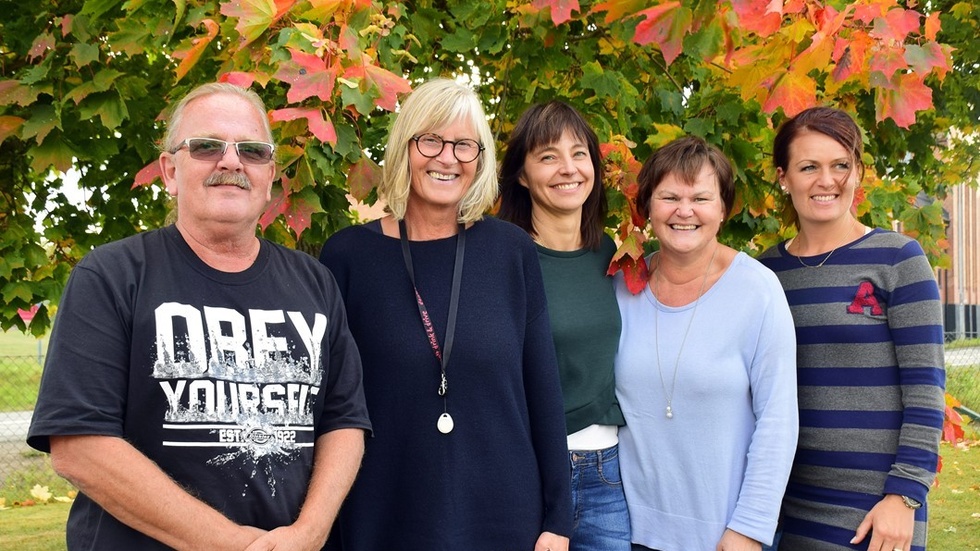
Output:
[205, 172, 252, 190]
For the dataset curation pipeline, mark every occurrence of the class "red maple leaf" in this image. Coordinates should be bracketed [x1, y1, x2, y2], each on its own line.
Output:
[876, 72, 932, 129]
[220, 0, 289, 47]
[871, 8, 921, 43]
[869, 45, 907, 80]
[345, 63, 412, 112]
[632, 1, 690, 66]
[730, 0, 782, 37]
[173, 19, 220, 82]
[852, 2, 884, 24]
[273, 49, 336, 104]
[219, 72, 257, 88]
[607, 231, 649, 294]
[532, 0, 581, 25]
[347, 156, 381, 202]
[132, 161, 163, 189]
[28, 33, 55, 62]
[763, 67, 816, 117]
[260, 182, 289, 231]
[260, 173, 324, 237]
[271, 107, 337, 145]
[591, 0, 649, 24]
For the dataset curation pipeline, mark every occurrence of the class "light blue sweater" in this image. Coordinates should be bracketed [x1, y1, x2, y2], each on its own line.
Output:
[615, 252, 798, 550]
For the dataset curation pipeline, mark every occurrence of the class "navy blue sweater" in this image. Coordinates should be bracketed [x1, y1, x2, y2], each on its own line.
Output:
[320, 217, 572, 550]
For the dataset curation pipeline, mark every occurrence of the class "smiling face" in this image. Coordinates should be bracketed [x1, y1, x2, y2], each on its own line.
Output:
[778, 130, 859, 229]
[406, 118, 479, 218]
[519, 130, 595, 219]
[159, 92, 275, 232]
[649, 164, 725, 256]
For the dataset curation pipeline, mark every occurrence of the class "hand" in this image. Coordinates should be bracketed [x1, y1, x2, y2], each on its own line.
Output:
[243, 524, 325, 551]
[716, 528, 762, 551]
[534, 531, 569, 551]
[850, 494, 914, 551]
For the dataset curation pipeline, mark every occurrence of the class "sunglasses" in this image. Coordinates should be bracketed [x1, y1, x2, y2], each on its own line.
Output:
[171, 138, 275, 165]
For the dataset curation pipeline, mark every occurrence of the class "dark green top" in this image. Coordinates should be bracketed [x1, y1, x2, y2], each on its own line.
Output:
[537, 234, 625, 435]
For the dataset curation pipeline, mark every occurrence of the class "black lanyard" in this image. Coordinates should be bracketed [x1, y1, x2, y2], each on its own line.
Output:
[399, 220, 465, 398]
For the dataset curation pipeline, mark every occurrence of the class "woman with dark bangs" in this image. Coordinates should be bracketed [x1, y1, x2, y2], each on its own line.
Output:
[499, 101, 631, 551]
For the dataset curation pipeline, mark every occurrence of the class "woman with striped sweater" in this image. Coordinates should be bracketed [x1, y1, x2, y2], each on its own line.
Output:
[758, 107, 945, 551]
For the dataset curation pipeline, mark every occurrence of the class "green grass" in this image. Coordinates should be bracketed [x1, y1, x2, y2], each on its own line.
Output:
[0, 329, 48, 357]
[0, 443, 977, 549]
[0, 455, 75, 505]
[948, 365, 980, 413]
[929, 442, 980, 551]
[946, 338, 980, 350]
[0, 329, 46, 412]
[0, 502, 70, 551]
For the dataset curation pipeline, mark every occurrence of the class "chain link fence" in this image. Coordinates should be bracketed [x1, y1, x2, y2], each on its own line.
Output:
[0, 355, 47, 492]
[1, 341, 979, 489]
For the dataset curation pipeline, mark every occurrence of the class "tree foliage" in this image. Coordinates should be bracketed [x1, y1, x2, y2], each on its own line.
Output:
[0, 0, 975, 334]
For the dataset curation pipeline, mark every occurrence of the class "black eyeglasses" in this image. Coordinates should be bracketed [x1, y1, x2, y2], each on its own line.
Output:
[171, 138, 276, 165]
[411, 133, 484, 163]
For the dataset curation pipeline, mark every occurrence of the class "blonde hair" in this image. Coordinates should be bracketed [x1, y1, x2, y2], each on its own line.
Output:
[379, 78, 498, 224]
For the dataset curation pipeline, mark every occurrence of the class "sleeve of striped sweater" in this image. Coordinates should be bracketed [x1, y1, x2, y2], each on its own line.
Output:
[881, 238, 946, 503]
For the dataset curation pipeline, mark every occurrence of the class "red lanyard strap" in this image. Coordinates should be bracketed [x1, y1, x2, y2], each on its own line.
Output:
[399, 219, 465, 398]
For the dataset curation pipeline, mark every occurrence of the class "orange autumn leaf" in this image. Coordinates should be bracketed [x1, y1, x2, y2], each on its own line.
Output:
[173, 19, 219, 82]
[763, 67, 816, 117]
[591, 0, 649, 24]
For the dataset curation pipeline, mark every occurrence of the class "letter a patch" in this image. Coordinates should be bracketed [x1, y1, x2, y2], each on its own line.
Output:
[847, 281, 883, 315]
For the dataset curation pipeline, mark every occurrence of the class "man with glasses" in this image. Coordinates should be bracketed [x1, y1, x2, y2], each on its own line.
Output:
[28, 83, 372, 550]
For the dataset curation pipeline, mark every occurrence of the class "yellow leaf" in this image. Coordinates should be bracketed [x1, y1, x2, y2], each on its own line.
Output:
[30, 484, 52, 502]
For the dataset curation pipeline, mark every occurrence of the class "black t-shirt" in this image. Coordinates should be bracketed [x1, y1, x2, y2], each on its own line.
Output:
[28, 225, 371, 549]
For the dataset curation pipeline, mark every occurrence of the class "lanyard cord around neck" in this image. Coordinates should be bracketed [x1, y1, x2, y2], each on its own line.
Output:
[399, 219, 465, 399]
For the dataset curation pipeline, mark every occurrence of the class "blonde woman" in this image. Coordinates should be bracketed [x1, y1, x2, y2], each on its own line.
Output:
[319, 78, 571, 551]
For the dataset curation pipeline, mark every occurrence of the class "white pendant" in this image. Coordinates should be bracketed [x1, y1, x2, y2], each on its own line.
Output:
[437, 412, 454, 434]
[665, 406, 674, 419]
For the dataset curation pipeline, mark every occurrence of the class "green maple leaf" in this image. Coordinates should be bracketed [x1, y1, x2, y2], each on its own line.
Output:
[29, 134, 75, 173]
[220, 0, 277, 46]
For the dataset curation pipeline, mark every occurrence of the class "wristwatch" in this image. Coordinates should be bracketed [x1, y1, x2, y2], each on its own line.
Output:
[900, 495, 922, 510]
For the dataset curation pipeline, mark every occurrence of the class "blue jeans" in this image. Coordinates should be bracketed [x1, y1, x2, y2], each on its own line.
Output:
[569, 444, 631, 551]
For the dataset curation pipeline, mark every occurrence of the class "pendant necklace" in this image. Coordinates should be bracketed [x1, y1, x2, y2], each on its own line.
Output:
[653, 245, 717, 420]
[790, 223, 855, 269]
[399, 219, 465, 434]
